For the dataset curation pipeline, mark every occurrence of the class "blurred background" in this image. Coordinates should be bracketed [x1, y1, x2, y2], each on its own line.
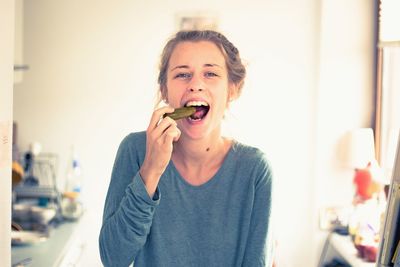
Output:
[2, 0, 400, 266]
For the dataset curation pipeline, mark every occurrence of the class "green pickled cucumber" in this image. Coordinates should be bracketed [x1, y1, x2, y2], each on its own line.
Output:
[163, 106, 196, 120]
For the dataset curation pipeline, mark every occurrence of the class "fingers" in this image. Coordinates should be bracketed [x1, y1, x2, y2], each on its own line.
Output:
[147, 109, 180, 151]
[163, 128, 181, 150]
[152, 116, 177, 139]
[148, 106, 175, 131]
[146, 105, 182, 146]
[152, 118, 181, 146]
[164, 126, 181, 144]
[173, 127, 181, 142]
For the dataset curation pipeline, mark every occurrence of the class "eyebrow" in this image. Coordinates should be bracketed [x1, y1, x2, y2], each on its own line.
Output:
[170, 65, 189, 71]
[205, 63, 223, 69]
[170, 63, 223, 72]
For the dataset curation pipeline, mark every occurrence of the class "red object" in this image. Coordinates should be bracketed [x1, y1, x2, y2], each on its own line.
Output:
[353, 164, 373, 199]
[353, 162, 382, 202]
[355, 244, 378, 262]
[363, 245, 378, 262]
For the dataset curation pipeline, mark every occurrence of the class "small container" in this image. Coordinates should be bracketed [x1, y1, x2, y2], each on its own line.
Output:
[30, 206, 57, 224]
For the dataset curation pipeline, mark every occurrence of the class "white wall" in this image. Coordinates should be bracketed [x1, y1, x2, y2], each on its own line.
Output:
[312, 0, 375, 262]
[316, 0, 375, 205]
[0, 0, 14, 266]
[13, 0, 374, 266]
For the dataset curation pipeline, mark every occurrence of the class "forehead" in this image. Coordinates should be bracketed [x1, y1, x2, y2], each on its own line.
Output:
[168, 41, 226, 69]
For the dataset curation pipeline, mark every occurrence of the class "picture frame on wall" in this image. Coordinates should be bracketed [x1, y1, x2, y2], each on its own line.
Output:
[175, 11, 219, 31]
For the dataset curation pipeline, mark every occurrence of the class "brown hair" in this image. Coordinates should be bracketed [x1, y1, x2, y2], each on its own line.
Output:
[157, 30, 246, 103]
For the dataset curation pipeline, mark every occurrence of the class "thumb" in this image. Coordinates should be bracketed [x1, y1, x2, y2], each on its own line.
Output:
[173, 128, 181, 142]
[164, 129, 180, 146]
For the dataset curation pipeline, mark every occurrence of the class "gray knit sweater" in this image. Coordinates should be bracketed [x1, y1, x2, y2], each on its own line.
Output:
[99, 131, 273, 267]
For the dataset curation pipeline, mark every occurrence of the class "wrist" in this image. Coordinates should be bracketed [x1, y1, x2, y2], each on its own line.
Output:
[139, 165, 161, 198]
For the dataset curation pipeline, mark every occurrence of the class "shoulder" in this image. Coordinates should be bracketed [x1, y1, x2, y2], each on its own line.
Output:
[231, 141, 271, 169]
[120, 131, 146, 147]
[231, 140, 273, 185]
[116, 131, 146, 159]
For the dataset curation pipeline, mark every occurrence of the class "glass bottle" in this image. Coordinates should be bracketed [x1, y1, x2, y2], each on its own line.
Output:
[64, 146, 82, 198]
[62, 146, 84, 220]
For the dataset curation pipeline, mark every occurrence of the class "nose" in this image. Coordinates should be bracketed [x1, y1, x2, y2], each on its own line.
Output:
[188, 74, 204, 92]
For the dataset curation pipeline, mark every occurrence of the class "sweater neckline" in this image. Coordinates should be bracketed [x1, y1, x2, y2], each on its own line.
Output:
[168, 140, 238, 189]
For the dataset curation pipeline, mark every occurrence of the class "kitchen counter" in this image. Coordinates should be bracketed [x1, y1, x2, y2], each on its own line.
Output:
[319, 232, 376, 267]
[12, 219, 85, 267]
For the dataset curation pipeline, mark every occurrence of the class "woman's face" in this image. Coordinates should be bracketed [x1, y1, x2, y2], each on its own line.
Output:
[165, 41, 234, 140]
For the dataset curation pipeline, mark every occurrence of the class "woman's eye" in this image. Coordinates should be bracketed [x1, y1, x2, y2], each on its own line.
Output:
[175, 73, 192, 79]
[205, 72, 218, 78]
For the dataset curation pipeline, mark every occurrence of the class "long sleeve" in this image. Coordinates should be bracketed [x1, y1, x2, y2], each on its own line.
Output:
[99, 134, 160, 267]
[242, 157, 274, 267]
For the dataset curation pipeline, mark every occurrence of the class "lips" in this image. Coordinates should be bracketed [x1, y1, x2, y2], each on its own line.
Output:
[184, 100, 210, 121]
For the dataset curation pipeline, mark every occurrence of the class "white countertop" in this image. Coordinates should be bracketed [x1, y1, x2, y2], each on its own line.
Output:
[326, 233, 376, 267]
[12, 219, 82, 267]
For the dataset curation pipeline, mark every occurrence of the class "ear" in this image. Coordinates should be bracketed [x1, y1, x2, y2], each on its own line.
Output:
[227, 83, 239, 104]
[160, 86, 168, 103]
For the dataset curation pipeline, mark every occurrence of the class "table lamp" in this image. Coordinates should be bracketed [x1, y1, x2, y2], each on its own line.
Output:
[346, 128, 376, 170]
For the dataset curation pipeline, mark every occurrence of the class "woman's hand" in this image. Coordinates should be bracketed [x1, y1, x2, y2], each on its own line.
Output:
[139, 106, 181, 197]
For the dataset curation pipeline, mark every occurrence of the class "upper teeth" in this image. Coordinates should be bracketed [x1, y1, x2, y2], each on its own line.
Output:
[186, 101, 209, 107]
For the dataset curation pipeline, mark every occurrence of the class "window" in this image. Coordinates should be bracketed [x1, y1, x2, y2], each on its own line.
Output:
[375, 0, 400, 183]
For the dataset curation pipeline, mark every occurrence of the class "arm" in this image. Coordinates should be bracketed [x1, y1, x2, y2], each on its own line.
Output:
[242, 159, 274, 267]
[99, 106, 180, 266]
[99, 135, 160, 267]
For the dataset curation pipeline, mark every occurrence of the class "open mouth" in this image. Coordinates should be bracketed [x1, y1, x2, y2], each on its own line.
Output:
[184, 101, 210, 121]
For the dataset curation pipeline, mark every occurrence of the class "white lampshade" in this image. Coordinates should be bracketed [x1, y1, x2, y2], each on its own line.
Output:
[345, 128, 376, 169]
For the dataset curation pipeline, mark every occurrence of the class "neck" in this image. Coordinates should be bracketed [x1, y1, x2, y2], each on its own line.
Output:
[172, 132, 228, 169]
[171, 129, 233, 185]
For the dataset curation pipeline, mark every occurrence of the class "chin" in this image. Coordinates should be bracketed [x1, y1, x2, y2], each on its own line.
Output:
[181, 128, 208, 140]
[180, 123, 221, 142]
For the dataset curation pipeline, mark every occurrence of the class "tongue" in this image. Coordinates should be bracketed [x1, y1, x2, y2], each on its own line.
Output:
[191, 106, 208, 120]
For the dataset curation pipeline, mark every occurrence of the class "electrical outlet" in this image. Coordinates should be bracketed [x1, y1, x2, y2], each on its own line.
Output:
[319, 206, 353, 231]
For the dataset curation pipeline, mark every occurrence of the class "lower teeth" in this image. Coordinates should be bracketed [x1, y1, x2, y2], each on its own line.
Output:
[189, 117, 202, 121]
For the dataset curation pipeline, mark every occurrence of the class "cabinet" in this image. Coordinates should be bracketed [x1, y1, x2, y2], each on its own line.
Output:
[14, 0, 28, 84]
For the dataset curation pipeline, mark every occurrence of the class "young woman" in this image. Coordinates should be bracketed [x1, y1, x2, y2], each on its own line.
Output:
[99, 30, 274, 267]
